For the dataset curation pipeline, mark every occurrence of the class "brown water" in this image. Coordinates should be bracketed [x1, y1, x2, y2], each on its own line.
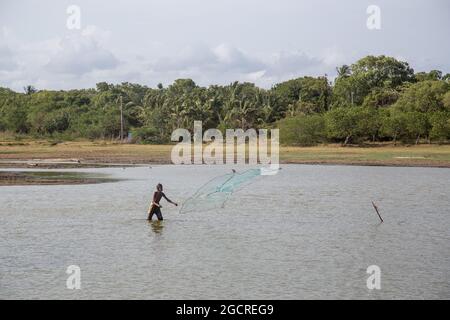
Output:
[0, 165, 449, 299]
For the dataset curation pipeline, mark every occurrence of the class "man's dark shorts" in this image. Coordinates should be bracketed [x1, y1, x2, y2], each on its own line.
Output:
[148, 205, 163, 221]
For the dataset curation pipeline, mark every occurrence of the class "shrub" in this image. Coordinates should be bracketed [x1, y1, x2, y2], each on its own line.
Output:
[278, 114, 326, 146]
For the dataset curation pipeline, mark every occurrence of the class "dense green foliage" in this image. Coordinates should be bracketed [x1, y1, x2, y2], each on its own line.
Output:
[1, 55, 449, 145]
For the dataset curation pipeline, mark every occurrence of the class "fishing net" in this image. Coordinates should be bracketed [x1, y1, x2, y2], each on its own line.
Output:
[180, 168, 262, 214]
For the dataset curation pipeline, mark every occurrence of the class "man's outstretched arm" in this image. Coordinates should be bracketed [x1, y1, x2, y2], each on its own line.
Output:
[162, 193, 178, 206]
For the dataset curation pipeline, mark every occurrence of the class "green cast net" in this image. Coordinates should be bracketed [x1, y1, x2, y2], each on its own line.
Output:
[180, 168, 262, 214]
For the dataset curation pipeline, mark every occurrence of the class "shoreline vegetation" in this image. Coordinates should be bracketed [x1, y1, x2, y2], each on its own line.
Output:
[1, 140, 450, 169]
[1, 56, 449, 149]
[1, 55, 449, 174]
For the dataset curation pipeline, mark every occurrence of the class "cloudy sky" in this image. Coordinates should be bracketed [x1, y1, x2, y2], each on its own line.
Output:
[0, 0, 449, 91]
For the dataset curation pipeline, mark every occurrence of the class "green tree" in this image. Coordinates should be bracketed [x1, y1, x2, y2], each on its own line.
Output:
[442, 91, 450, 110]
[429, 112, 450, 142]
[404, 112, 429, 144]
[278, 114, 326, 146]
[333, 55, 414, 107]
[0, 90, 29, 133]
[380, 109, 408, 144]
[23, 85, 37, 95]
[358, 107, 382, 142]
[362, 87, 399, 109]
[415, 70, 442, 82]
[325, 106, 366, 145]
[272, 76, 331, 112]
[394, 80, 449, 113]
[336, 65, 351, 78]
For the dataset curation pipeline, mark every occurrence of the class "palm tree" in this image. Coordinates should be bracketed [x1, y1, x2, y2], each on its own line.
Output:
[23, 85, 37, 95]
[336, 65, 351, 78]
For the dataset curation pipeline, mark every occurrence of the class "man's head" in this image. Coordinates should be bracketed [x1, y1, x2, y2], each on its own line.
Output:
[156, 183, 163, 191]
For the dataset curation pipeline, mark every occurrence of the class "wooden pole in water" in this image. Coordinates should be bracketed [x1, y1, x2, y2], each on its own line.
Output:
[371, 201, 383, 223]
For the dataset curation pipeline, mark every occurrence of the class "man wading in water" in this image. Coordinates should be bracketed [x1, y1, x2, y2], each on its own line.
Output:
[147, 183, 178, 220]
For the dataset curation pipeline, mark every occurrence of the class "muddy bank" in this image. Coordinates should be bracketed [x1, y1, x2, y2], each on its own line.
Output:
[0, 158, 168, 169]
[0, 171, 119, 186]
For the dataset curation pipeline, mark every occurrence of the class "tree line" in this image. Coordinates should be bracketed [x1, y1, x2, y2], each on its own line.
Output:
[0, 55, 449, 145]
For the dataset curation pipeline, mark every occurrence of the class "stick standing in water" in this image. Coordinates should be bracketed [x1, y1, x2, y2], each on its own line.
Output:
[147, 183, 178, 221]
[371, 201, 383, 223]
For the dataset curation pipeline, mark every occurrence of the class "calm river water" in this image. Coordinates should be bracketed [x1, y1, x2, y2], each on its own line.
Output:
[0, 165, 449, 299]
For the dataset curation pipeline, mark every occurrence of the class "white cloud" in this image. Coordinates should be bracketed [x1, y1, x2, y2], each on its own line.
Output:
[0, 27, 18, 71]
[0, 26, 122, 90]
[264, 51, 326, 77]
[320, 46, 347, 68]
[211, 44, 264, 72]
[1, 0, 449, 91]
[151, 43, 265, 74]
[0, 34, 336, 90]
[145, 43, 334, 87]
[0, 45, 17, 71]
[45, 28, 119, 75]
[6, 26, 437, 91]
[0, 28, 335, 90]
[151, 44, 217, 72]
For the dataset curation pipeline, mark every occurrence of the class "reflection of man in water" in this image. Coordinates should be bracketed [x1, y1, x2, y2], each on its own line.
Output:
[147, 183, 178, 220]
[150, 220, 164, 234]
